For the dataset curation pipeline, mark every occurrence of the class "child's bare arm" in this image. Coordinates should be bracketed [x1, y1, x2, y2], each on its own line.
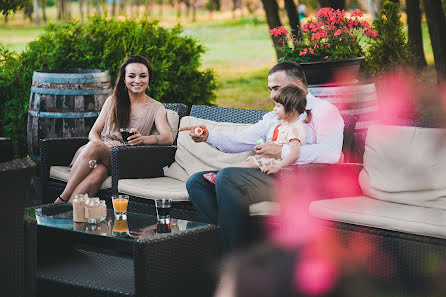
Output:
[262, 139, 300, 174]
[278, 139, 301, 168]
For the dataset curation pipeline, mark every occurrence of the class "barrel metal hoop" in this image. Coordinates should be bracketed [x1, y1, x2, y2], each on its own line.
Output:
[28, 110, 100, 118]
[32, 71, 110, 84]
[31, 87, 111, 95]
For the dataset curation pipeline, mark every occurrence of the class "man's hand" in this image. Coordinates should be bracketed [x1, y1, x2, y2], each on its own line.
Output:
[178, 125, 209, 142]
[262, 164, 281, 175]
[254, 141, 282, 158]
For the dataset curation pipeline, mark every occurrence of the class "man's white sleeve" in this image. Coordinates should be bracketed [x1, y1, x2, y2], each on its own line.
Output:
[206, 117, 271, 153]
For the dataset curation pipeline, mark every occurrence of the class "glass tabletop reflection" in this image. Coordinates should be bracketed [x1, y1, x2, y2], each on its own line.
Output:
[26, 203, 207, 241]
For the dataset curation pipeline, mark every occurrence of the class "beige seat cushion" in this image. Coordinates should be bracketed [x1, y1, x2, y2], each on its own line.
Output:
[119, 116, 257, 202]
[249, 201, 280, 216]
[359, 124, 446, 209]
[50, 166, 111, 189]
[118, 177, 189, 201]
[164, 116, 255, 182]
[310, 196, 446, 239]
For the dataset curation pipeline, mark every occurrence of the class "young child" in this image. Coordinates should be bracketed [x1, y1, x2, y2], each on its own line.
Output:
[203, 84, 309, 183]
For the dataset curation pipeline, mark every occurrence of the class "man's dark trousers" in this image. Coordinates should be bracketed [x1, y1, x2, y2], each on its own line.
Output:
[186, 167, 273, 253]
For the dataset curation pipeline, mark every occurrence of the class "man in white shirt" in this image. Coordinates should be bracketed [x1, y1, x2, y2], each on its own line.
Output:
[180, 61, 344, 253]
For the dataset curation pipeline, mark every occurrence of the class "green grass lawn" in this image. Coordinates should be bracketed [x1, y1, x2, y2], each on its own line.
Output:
[0, 6, 435, 111]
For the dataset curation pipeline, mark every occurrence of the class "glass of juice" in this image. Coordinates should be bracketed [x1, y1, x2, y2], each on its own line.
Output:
[155, 199, 172, 224]
[112, 194, 129, 219]
[120, 128, 136, 144]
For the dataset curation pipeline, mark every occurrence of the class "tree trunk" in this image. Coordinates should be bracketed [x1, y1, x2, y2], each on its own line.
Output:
[406, 0, 426, 69]
[260, 0, 283, 59]
[367, 0, 377, 19]
[192, 0, 196, 21]
[120, 0, 125, 14]
[423, 0, 446, 82]
[112, 0, 116, 16]
[284, 0, 300, 39]
[57, 0, 61, 19]
[95, 0, 101, 15]
[318, 0, 345, 9]
[79, 0, 84, 22]
[41, 0, 47, 23]
[136, 0, 141, 16]
[33, 0, 40, 24]
[159, 0, 163, 16]
[145, 0, 151, 17]
[176, 0, 181, 18]
[232, 0, 237, 19]
[4, 14, 7, 24]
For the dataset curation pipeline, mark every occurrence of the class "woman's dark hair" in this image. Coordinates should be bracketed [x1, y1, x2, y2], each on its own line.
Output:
[268, 60, 308, 87]
[111, 55, 154, 128]
[273, 84, 312, 121]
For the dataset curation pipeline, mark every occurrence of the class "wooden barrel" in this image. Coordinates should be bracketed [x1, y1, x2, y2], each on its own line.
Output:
[308, 81, 379, 138]
[27, 69, 112, 161]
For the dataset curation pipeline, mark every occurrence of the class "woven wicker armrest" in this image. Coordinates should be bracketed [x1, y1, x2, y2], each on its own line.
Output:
[110, 145, 177, 193]
[40, 137, 88, 177]
[280, 163, 364, 199]
[40, 137, 88, 168]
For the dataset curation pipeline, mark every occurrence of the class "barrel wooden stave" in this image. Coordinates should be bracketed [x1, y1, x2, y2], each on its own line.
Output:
[27, 70, 112, 161]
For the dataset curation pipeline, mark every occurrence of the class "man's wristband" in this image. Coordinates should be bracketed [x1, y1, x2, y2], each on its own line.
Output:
[154, 135, 159, 145]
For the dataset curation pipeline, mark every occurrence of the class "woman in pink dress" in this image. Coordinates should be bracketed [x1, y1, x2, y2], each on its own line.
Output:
[55, 55, 173, 203]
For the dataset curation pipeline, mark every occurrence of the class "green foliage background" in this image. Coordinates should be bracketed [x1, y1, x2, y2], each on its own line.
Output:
[364, 1, 415, 76]
[0, 17, 216, 157]
[0, 0, 27, 15]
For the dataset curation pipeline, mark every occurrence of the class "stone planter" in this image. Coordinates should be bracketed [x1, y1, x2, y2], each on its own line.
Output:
[300, 56, 365, 85]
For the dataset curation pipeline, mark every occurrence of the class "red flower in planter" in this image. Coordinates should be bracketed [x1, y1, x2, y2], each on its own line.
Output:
[270, 7, 378, 63]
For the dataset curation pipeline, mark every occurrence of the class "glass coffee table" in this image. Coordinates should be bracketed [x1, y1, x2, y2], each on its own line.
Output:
[26, 202, 220, 297]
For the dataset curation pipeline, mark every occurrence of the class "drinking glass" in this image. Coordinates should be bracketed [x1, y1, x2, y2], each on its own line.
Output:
[120, 128, 136, 144]
[155, 199, 172, 224]
[112, 195, 129, 219]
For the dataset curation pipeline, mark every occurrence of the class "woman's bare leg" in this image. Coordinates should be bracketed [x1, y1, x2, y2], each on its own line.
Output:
[68, 164, 109, 201]
[55, 141, 111, 203]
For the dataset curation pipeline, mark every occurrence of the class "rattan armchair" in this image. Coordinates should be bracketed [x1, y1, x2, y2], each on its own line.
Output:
[0, 158, 36, 296]
[39, 103, 188, 204]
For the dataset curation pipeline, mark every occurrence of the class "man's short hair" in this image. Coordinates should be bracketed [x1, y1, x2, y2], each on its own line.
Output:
[269, 60, 308, 87]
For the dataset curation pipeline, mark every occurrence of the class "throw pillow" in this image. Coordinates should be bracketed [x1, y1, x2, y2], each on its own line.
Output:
[359, 124, 446, 209]
[164, 116, 255, 181]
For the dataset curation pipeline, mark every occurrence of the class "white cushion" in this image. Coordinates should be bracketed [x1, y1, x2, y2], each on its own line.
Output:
[359, 124, 446, 209]
[249, 201, 280, 216]
[166, 109, 180, 141]
[310, 196, 446, 239]
[118, 177, 189, 201]
[50, 166, 111, 189]
[164, 116, 255, 182]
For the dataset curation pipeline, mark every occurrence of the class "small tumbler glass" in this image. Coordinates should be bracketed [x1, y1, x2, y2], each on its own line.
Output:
[112, 194, 129, 220]
[120, 128, 136, 144]
[155, 199, 172, 224]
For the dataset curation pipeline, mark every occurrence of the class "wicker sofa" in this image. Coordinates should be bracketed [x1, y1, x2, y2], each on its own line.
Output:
[110, 105, 358, 221]
[299, 123, 446, 296]
[39, 103, 188, 204]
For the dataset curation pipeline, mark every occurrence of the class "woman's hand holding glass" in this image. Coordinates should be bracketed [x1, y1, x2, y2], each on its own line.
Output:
[127, 128, 144, 145]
